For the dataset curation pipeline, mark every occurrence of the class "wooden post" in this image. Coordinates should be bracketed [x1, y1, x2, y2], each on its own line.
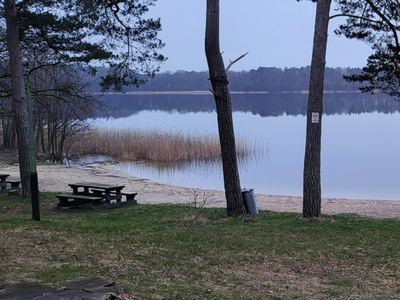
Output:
[25, 65, 40, 221]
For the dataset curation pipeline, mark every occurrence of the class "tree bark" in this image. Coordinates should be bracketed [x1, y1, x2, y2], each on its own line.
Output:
[303, 0, 331, 218]
[4, 0, 31, 197]
[205, 0, 246, 216]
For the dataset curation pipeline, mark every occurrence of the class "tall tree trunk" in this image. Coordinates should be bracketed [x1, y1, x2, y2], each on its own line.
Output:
[4, 0, 31, 197]
[303, 0, 331, 218]
[205, 0, 246, 216]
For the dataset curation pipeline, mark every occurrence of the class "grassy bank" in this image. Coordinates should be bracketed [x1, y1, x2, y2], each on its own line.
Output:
[69, 128, 263, 163]
[1, 193, 400, 299]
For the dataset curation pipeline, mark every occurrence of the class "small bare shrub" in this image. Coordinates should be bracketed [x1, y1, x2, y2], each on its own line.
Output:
[184, 188, 214, 222]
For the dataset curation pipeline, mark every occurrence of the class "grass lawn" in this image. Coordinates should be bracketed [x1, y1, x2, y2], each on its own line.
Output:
[1, 192, 400, 299]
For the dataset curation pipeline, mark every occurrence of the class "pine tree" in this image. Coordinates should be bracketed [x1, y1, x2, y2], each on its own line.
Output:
[302, 0, 332, 218]
[2, 0, 165, 197]
[205, 0, 246, 216]
[334, 0, 400, 100]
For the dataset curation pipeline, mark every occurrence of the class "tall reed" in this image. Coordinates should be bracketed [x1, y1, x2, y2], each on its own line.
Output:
[69, 127, 265, 164]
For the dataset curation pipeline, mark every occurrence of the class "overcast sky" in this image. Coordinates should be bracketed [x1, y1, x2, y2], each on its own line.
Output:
[146, 0, 373, 73]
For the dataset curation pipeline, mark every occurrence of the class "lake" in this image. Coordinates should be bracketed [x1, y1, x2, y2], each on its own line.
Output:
[95, 92, 400, 200]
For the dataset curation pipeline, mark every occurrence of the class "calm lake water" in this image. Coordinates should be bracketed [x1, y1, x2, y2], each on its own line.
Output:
[95, 93, 400, 200]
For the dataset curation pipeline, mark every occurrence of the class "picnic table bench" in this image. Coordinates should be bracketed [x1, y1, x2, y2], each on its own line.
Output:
[57, 194, 104, 207]
[7, 179, 21, 191]
[91, 189, 137, 202]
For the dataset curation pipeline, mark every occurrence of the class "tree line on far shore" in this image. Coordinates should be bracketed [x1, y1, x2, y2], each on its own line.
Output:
[98, 66, 363, 93]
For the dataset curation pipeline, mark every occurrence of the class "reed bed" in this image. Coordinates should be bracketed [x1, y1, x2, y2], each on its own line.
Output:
[69, 127, 263, 163]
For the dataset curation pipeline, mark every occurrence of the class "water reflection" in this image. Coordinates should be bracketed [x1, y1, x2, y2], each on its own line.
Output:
[116, 144, 268, 190]
[117, 159, 224, 189]
[100, 92, 400, 118]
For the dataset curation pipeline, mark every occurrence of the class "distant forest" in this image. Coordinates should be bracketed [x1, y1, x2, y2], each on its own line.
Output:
[114, 66, 363, 92]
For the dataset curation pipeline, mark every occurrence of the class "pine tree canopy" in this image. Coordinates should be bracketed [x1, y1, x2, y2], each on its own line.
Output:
[334, 0, 400, 100]
[1, 0, 166, 91]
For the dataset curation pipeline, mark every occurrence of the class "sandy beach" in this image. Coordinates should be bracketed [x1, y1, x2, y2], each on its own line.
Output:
[1, 162, 400, 219]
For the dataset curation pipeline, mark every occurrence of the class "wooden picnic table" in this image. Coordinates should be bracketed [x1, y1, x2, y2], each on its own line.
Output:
[68, 182, 125, 202]
[56, 182, 137, 209]
[0, 174, 21, 194]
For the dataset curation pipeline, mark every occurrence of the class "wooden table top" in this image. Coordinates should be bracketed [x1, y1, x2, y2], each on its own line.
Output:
[68, 182, 125, 190]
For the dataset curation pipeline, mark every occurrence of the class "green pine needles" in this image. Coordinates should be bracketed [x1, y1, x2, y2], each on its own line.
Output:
[7, 0, 166, 91]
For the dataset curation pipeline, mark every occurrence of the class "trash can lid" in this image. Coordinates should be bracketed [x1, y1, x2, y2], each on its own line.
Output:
[241, 188, 254, 192]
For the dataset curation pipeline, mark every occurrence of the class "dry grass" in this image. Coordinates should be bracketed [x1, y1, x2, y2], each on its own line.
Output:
[68, 127, 262, 163]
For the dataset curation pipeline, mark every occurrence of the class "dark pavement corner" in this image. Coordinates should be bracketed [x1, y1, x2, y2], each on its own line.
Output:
[0, 277, 129, 300]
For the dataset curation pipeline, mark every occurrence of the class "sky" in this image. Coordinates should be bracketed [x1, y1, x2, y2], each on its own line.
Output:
[146, 0, 373, 73]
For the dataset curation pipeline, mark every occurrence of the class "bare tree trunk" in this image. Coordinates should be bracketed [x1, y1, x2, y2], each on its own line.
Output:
[1, 104, 16, 148]
[205, 0, 246, 216]
[4, 0, 31, 197]
[303, 0, 332, 218]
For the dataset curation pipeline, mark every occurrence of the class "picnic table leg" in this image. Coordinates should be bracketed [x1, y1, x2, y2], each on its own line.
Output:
[114, 189, 122, 203]
[104, 191, 111, 202]
[0, 179, 7, 190]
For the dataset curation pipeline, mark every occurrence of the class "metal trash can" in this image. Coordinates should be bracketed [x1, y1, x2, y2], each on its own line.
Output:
[241, 188, 258, 215]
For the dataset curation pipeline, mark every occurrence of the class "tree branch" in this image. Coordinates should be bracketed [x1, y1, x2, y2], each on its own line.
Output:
[225, 52, 249, 72]
[329, 13, 376, 23]
[364, 0, 399, 51]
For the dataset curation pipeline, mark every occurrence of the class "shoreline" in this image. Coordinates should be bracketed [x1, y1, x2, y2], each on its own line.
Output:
[1, 162, 400, 219]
